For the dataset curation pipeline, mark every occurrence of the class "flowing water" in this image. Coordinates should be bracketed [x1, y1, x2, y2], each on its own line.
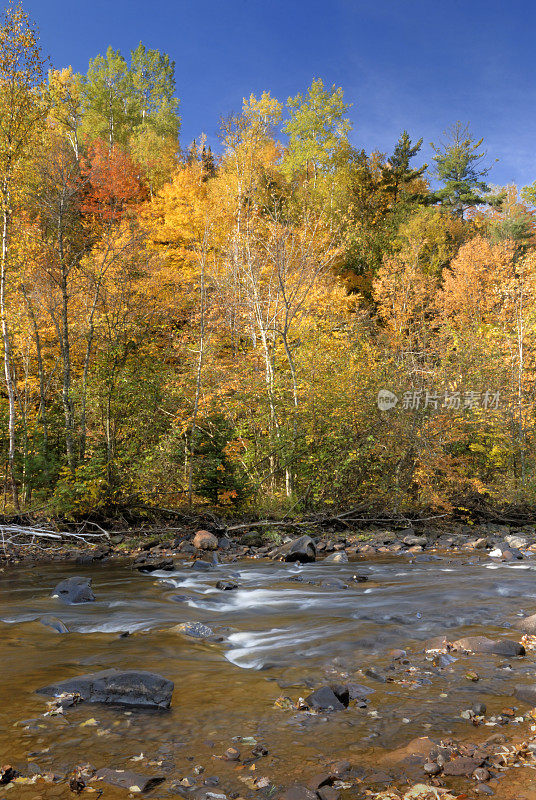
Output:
[1, 552, 536, 797]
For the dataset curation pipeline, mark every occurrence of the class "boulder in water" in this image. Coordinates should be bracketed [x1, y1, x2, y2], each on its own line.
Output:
[171, 621, 215, 638]
[36, 669, 173, 709]
[452, 636, 525, 656]
[514, 613, 536, 634]
[51, 576, 95, 604]
[304, 686, 346, 711]
[324, 552, 348, 564]
[278, 535, 316, 563]
[216, 580, 238, 590]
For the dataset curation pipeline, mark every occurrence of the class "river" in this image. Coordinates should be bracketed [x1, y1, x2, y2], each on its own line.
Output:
[1, 552, 536, 797]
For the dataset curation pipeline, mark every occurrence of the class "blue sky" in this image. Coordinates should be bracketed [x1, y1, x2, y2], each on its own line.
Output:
[24, 0, 536, 188]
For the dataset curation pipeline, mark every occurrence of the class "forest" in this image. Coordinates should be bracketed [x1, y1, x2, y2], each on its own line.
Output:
[0, 2, 535, 519]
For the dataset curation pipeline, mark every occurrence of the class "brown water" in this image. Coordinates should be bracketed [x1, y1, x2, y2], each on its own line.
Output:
[2, 553, 536, 797]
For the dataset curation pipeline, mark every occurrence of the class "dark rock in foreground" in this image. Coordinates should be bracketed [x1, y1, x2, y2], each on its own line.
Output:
[96, 768, 165, 792]
[452, 636, 525, 657]
[51, 576, 95, 604]
[36, 669, 173, 709]
[305, 685, 346, 711]
[278, 535, 316, 563]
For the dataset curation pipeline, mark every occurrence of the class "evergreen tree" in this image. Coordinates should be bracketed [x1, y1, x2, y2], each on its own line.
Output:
[381, 130, 427, 206]
[431, 121, 500, 217]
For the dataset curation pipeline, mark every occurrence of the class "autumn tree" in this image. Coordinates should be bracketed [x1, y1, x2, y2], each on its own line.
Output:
[0, 2, 47, 507]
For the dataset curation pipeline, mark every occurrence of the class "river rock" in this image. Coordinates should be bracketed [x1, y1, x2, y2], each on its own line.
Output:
[278, 535, 316, 563]
[304, 686, 346, 711]
[194, 530, 219, 550]
[319, 578, 347, 589]
[40, 615, 69, 633]
[347, 682, 374, 699]
[190, 559, 214, 571]
[172, 622, 214, 638]
[36, 669, 174, 709]
[317, 788, 340, 800]
[96, 768, 165, 792]
[513, 613, 536, 634]
[452, 636, 525, 656]
[134, 556, 174, 572]
[403, 534, 427, 547]
[216, 580, 238, 590]
[323, 552, 348, 564]
[443, 756, 484, 776]
[514, 684, 536, 706]
[279, 785, 318, 800]
[51, 576, 95, 604]
[505, 534, 528, 550]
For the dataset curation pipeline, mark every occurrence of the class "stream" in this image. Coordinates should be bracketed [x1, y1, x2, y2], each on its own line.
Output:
[1, 552, 536, 797]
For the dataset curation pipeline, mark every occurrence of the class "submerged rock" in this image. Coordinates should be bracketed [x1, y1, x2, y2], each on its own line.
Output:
[51, 576, 95, 604]
[40, 614, 69, 633]
[278, 535, 316, 563]
[172, 621, 215, 638]
[96, 768, 165, 792]
[279, 785, 318, 800]
[452, 636, 525, 656]
[515, 684, 536, 706]
[36, 669, 174, 709]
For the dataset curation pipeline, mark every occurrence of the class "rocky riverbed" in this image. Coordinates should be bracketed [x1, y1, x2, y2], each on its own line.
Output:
[3, 522, 536, 799]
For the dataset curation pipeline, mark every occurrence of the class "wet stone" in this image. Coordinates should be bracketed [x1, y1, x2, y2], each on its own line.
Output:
[323, 552, 348, 564]
[452, 636, 525, 656]
[304, 686, 346, 711]
[442, 756, 484, 776]
[51, 576, 95, 604]
[37, 669, 174, 709]
[172, 622, 215, 639]
[278, 535, 316, 563]
[216, 580, 238, 591]
[279, 785, 318, 800]
[40, 615, 69, 633]
[317, 787, 340, 800]
[95, 767, 165, 792]
[423, 762, 441, 776]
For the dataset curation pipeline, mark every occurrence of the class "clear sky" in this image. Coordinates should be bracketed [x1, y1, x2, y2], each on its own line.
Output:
[23, 0, 536, 188]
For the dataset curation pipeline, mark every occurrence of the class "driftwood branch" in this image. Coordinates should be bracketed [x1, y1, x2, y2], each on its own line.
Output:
[0, 524, 109, 554]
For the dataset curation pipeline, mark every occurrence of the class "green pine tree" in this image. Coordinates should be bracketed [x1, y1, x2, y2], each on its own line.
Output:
[431, 121, 501, 217]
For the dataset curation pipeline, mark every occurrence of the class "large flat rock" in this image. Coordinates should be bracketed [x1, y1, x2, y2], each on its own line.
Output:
[36, 669, 173, 709]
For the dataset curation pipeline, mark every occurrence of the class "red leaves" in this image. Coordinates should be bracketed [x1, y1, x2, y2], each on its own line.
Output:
[80, 139, 146, 221]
